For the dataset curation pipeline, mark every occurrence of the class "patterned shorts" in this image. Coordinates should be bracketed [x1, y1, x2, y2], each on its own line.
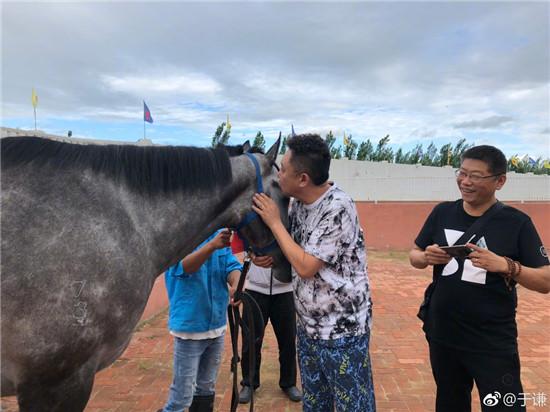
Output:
[297, 328, 376, 412]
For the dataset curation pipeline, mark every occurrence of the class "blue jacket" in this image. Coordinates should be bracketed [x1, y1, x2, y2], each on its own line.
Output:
[165, 231, 242, 333]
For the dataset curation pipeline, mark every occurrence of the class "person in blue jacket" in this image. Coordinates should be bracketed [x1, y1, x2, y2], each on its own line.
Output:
[158, 229, 242, 412]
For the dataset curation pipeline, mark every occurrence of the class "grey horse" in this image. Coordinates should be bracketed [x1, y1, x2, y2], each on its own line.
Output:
[0, 135, 290, 411]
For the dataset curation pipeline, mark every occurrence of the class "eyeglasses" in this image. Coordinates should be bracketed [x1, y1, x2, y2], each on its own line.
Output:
[455, 169, 502, 183]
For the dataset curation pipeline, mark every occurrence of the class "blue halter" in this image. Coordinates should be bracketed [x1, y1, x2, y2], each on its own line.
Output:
[234, 153, 278, 255]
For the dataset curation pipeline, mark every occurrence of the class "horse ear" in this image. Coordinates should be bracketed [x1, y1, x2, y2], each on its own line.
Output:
[242, 140, 251, 153]
[266, 133, 281, 163]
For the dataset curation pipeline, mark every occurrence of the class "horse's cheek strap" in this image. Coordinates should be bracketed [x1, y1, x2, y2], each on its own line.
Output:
[234, 152, 277, 255]
[245, 153, 264, 193]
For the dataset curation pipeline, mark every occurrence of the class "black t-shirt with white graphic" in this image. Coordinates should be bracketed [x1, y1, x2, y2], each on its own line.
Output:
[415, 200, 549, 354]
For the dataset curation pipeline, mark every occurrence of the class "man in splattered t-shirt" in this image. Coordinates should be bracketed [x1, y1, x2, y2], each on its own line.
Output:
[252, 133, 376, 412]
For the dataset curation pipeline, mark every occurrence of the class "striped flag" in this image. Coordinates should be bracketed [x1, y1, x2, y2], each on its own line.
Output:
[510, 156, 519, 167]
[143, 101, 153, 123]
[343, 131, 349, 146]
[226, 114, 231, 130]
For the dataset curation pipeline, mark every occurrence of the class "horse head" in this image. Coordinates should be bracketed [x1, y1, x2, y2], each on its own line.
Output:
[223, 138, 291, 282]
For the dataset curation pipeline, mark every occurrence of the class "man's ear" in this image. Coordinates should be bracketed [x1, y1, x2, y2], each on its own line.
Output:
[496, 174, 507, 190]
[298, 172, 310, 187]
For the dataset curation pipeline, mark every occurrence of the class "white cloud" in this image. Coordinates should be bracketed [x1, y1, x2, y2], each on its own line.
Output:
[2, 1, 549, 158]
[101, 73, 221, 96]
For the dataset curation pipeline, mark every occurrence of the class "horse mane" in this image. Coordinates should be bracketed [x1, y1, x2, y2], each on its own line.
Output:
[1, 136, 233, 194]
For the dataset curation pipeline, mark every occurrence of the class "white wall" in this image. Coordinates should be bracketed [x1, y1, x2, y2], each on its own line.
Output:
[3, 128, 548, 202]
[328, 158, 550, 202]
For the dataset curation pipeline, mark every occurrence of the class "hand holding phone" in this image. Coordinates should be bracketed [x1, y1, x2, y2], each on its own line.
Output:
[440, 245, 473, 259]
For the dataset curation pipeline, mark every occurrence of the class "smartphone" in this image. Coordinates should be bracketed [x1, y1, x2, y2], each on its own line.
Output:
[440, 244, 473, 259]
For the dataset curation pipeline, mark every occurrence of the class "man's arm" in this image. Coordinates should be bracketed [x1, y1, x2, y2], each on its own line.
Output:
[267, 220, 324, 278]
[513, 265, 550, 293]
[409, 245, 452, 269]
[227, 269, 242, 305]
[252, 193, 323, 279]
[467, 243, 550, 294]
[181, 229, 231, 273]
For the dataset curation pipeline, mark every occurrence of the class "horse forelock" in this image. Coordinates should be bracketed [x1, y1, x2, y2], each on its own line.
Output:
[0, 136, 233, 194]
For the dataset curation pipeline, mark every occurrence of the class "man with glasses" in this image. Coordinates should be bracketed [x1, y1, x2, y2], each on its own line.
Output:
[409, 145, 550, 412]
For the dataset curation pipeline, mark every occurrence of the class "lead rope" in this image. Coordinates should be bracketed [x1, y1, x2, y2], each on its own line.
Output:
[228, 253, 264, 412]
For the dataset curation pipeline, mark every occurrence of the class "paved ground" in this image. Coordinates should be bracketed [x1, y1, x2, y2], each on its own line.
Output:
[2, 251, 549, 412]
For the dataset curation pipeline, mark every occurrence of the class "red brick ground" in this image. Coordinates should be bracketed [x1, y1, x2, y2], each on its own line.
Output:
[2, 251, 549, 412]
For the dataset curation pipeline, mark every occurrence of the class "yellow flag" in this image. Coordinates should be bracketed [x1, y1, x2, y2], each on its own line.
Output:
[543, 160, 550, 169]
[343, 131, 349, 146]
[32, 88, 38, 108]
[511, 156, 519, 167]
[226, 114, 231, 130]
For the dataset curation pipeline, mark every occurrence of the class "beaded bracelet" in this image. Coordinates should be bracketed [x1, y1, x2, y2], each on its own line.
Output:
[513, 260, 522, 279]
[502, 256, 522, 290]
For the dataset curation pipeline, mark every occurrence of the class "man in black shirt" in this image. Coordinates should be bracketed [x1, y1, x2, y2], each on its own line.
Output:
[409, 145, 550, 412]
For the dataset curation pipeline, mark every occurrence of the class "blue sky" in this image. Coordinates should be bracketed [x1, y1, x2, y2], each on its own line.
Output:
[2, 1, 549, 159]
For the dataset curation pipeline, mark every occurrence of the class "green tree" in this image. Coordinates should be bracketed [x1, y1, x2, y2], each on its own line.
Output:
[508, 156, 548, 174]
[252, 131, 265, 152]
[325, 130, 336, 152]
[451, 138, 473, 167]
[394, 147, 406, 164]
[211, 122, 226, 147]
[435, 143, 451, 166]
[407, 143, 423, 164]
[343, 135, 358, 160]
[356, 139, 374, 161]
[373, 135, 393, 162]
[220, 125, 231, 145]
[421, 142, 438, 166]
[280, 136, 288, 154]
[331, 145, 342, 159]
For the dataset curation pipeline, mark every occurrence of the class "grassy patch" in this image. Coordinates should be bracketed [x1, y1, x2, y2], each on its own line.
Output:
[368, 249, 410, 263]
[135, 307, 169, 331]
[138, 360, 154, 370]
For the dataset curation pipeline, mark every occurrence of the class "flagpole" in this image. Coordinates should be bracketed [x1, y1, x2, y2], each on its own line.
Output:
[32, 88, 38, 130]
[144, 119, 146, 140]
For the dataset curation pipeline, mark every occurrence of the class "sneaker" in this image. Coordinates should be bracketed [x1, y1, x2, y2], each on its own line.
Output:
[239, 386, 253, 404]
[283, 386, 302, 402]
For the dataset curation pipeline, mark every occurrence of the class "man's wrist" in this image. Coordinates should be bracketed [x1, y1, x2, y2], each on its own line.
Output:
[270, 220, 286, 234]
[205, 241, 217, 253]
[423, 250, 429, 266]
[499, 256, 509, 274]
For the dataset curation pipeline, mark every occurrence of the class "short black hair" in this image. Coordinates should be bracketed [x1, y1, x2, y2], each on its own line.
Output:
[286, 134, 330, 185]
[461, 145, 507, 175]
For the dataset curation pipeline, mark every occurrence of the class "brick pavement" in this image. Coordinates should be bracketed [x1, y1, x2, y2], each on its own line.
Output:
[2, 251, 549, 412]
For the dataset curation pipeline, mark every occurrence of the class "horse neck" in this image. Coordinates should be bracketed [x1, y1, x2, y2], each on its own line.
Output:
[130, 156, 255, 277]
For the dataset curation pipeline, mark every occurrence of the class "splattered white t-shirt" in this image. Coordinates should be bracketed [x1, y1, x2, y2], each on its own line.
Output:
[289, 184, 372, 340]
